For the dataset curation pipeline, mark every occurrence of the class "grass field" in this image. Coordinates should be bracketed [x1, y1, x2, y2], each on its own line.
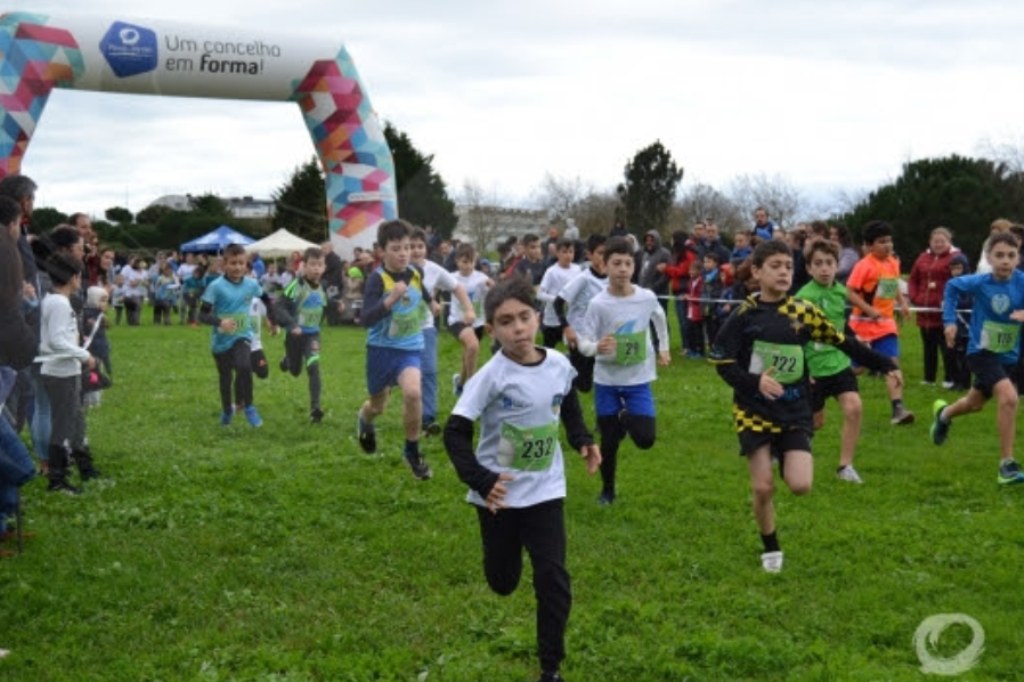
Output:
[3, 312, 1023, 681]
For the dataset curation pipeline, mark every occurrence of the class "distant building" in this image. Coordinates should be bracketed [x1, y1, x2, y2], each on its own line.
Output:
[224, 196, 274, 219]
[452, 204, 546, 251]
[144, 194, 274, 220]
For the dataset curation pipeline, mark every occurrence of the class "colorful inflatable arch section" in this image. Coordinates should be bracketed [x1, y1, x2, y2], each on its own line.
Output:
[0, 11, 396, 256]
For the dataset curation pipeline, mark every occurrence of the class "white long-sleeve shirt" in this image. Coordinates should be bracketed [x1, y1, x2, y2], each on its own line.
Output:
[38, 293, 90, 377]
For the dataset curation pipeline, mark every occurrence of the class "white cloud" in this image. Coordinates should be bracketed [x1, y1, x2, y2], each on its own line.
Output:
[19, 0, 1024, 222]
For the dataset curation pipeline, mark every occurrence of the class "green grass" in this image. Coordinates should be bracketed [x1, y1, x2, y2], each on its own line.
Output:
[3, 313, 1023, 681]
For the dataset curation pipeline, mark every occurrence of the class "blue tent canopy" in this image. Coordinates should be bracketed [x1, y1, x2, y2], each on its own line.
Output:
[180, 225, 255, 253]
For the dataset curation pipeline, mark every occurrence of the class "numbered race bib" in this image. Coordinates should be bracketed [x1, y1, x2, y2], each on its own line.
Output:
[298, 306, 323, 329]
[388, 302, 425, 339]
[497, 421, 560, 472]
[614, 330, 647, 366]
[750, 340, 804, 384]
[226, 313, 251, 336]
[981, 320, 1020, 354]
[877, 277, 899, 300]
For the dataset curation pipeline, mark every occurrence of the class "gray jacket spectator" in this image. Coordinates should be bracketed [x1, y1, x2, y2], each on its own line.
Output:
[638, 230, 671, 295]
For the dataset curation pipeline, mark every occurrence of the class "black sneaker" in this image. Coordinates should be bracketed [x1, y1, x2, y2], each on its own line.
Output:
[79, 467, 103, 481]
[404, 451, 433, 480]
[357, 413, 376, 454]
[310, 408, 324, 424]
[47, 480, 81, 496]
[597, 490, 616, 506]
[422, 421, 442, 437]
[279, 357, 289, 373]
[538, 672, 564, 682]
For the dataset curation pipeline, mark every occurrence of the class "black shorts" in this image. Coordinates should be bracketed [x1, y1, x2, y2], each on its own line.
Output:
[968, 351, 1017, 398]
[449, 322, 484, 342]
[809, 368, 859, 412]
[738, 427, 812, 462]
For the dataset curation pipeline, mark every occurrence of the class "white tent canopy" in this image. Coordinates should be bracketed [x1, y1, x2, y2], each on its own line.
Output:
[245, 228, 318, 259]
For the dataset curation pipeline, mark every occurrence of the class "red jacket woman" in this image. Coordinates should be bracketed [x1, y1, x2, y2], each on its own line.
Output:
[908, 226, 958, 385]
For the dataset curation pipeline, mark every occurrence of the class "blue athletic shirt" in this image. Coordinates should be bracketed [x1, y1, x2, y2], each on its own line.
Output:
[201, 275, 263, 354]
[362, 266, 428, 351]
[943, 271, 1024, 362]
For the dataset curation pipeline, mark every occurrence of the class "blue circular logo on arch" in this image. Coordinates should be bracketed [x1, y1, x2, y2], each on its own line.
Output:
[101, 21, 158, 78]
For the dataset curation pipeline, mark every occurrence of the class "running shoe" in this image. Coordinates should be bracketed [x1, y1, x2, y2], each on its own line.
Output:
[891, 406, 915, 425]
[357, 413, 376, 454]
[243, 405, 263, 428]
[930, 399, 950, 445]
[760, 550, 784, 573]
[836, 465, 863, 484]
[404, 450, 432, 480]
[998, 459, 1024, 485]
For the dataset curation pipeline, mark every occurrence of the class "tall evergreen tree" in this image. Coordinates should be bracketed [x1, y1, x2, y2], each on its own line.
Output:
[841, 154, 1024, 265]
[384, 122, 458, 237]
[273, 157, 328, 243]
[616, 140, 683, 236]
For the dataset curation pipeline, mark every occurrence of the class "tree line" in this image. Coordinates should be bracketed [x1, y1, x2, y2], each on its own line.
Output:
[31, 122, 1024, 265]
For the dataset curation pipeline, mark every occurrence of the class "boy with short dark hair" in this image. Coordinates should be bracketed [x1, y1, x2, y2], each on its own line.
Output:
[577, 236, 671, 505]
[795, 239, 866, 483]
[847, 220, 914, 425]
[275, 247, 341, 423]
[514, 233, 547, 286]
[931, 233, 1024, 485]
[537, 238, 581, 348]
[443, 277, 600, 682]
[711, 240, 902, 572]
[448, 242, 491, 396]
[410, 227, 474, 435]
[554, 233, 607, 393]
[199, 244, 274, 428]
[357, 219, 433, 480]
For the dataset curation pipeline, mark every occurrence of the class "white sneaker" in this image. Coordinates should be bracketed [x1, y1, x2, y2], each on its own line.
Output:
[836, 465, 864, 484]
[941, 381, 955, 389]
[452, 373, 462, 397]
[760, 550, 784, 573]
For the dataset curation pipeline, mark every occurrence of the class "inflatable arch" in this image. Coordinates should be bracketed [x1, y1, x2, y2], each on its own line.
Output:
[0, 12, 396, 258]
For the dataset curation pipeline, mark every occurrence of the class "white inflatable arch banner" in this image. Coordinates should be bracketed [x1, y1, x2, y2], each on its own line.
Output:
[0, 12, 397, 257]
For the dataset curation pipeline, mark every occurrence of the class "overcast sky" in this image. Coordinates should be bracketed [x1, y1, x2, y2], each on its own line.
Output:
[19, 1, 1024, 221]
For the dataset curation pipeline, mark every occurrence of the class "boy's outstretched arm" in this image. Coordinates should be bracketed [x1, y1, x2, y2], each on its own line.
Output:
[559, 387, 601, 473]
[444, 415, 501, 499]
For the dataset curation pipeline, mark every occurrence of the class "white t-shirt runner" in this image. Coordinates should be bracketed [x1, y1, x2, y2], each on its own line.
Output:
[578, 286, 669, 386]
[448, 270, 489, 329]
[538, 262, 582, 327]
[452, 349, 576, 508]
[420, 260, 459, 330]
[558, 267, 607, 331]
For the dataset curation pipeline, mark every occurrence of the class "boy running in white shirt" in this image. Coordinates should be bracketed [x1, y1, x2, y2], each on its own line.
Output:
[577, 236, 671, 505]
[537, 238, 581, 348]
[448, 243, 492, 396]
[443, 277, 600, 682]
[553, 234, 607, 393]
[410, 227, 474, 434]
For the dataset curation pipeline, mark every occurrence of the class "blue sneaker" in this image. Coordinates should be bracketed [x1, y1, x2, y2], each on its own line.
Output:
[998, 459, 1024, 485]
[243, 405, 263, 428]
[930, 399, 950, 445]
[220, 411, 232, 426]
[357, 413, 376, 454]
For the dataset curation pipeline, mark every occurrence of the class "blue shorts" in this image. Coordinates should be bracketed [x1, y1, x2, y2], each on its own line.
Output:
[594, 383, 656, 418]
[366, 345, 421, 396]
[852, 333, 899, 369]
